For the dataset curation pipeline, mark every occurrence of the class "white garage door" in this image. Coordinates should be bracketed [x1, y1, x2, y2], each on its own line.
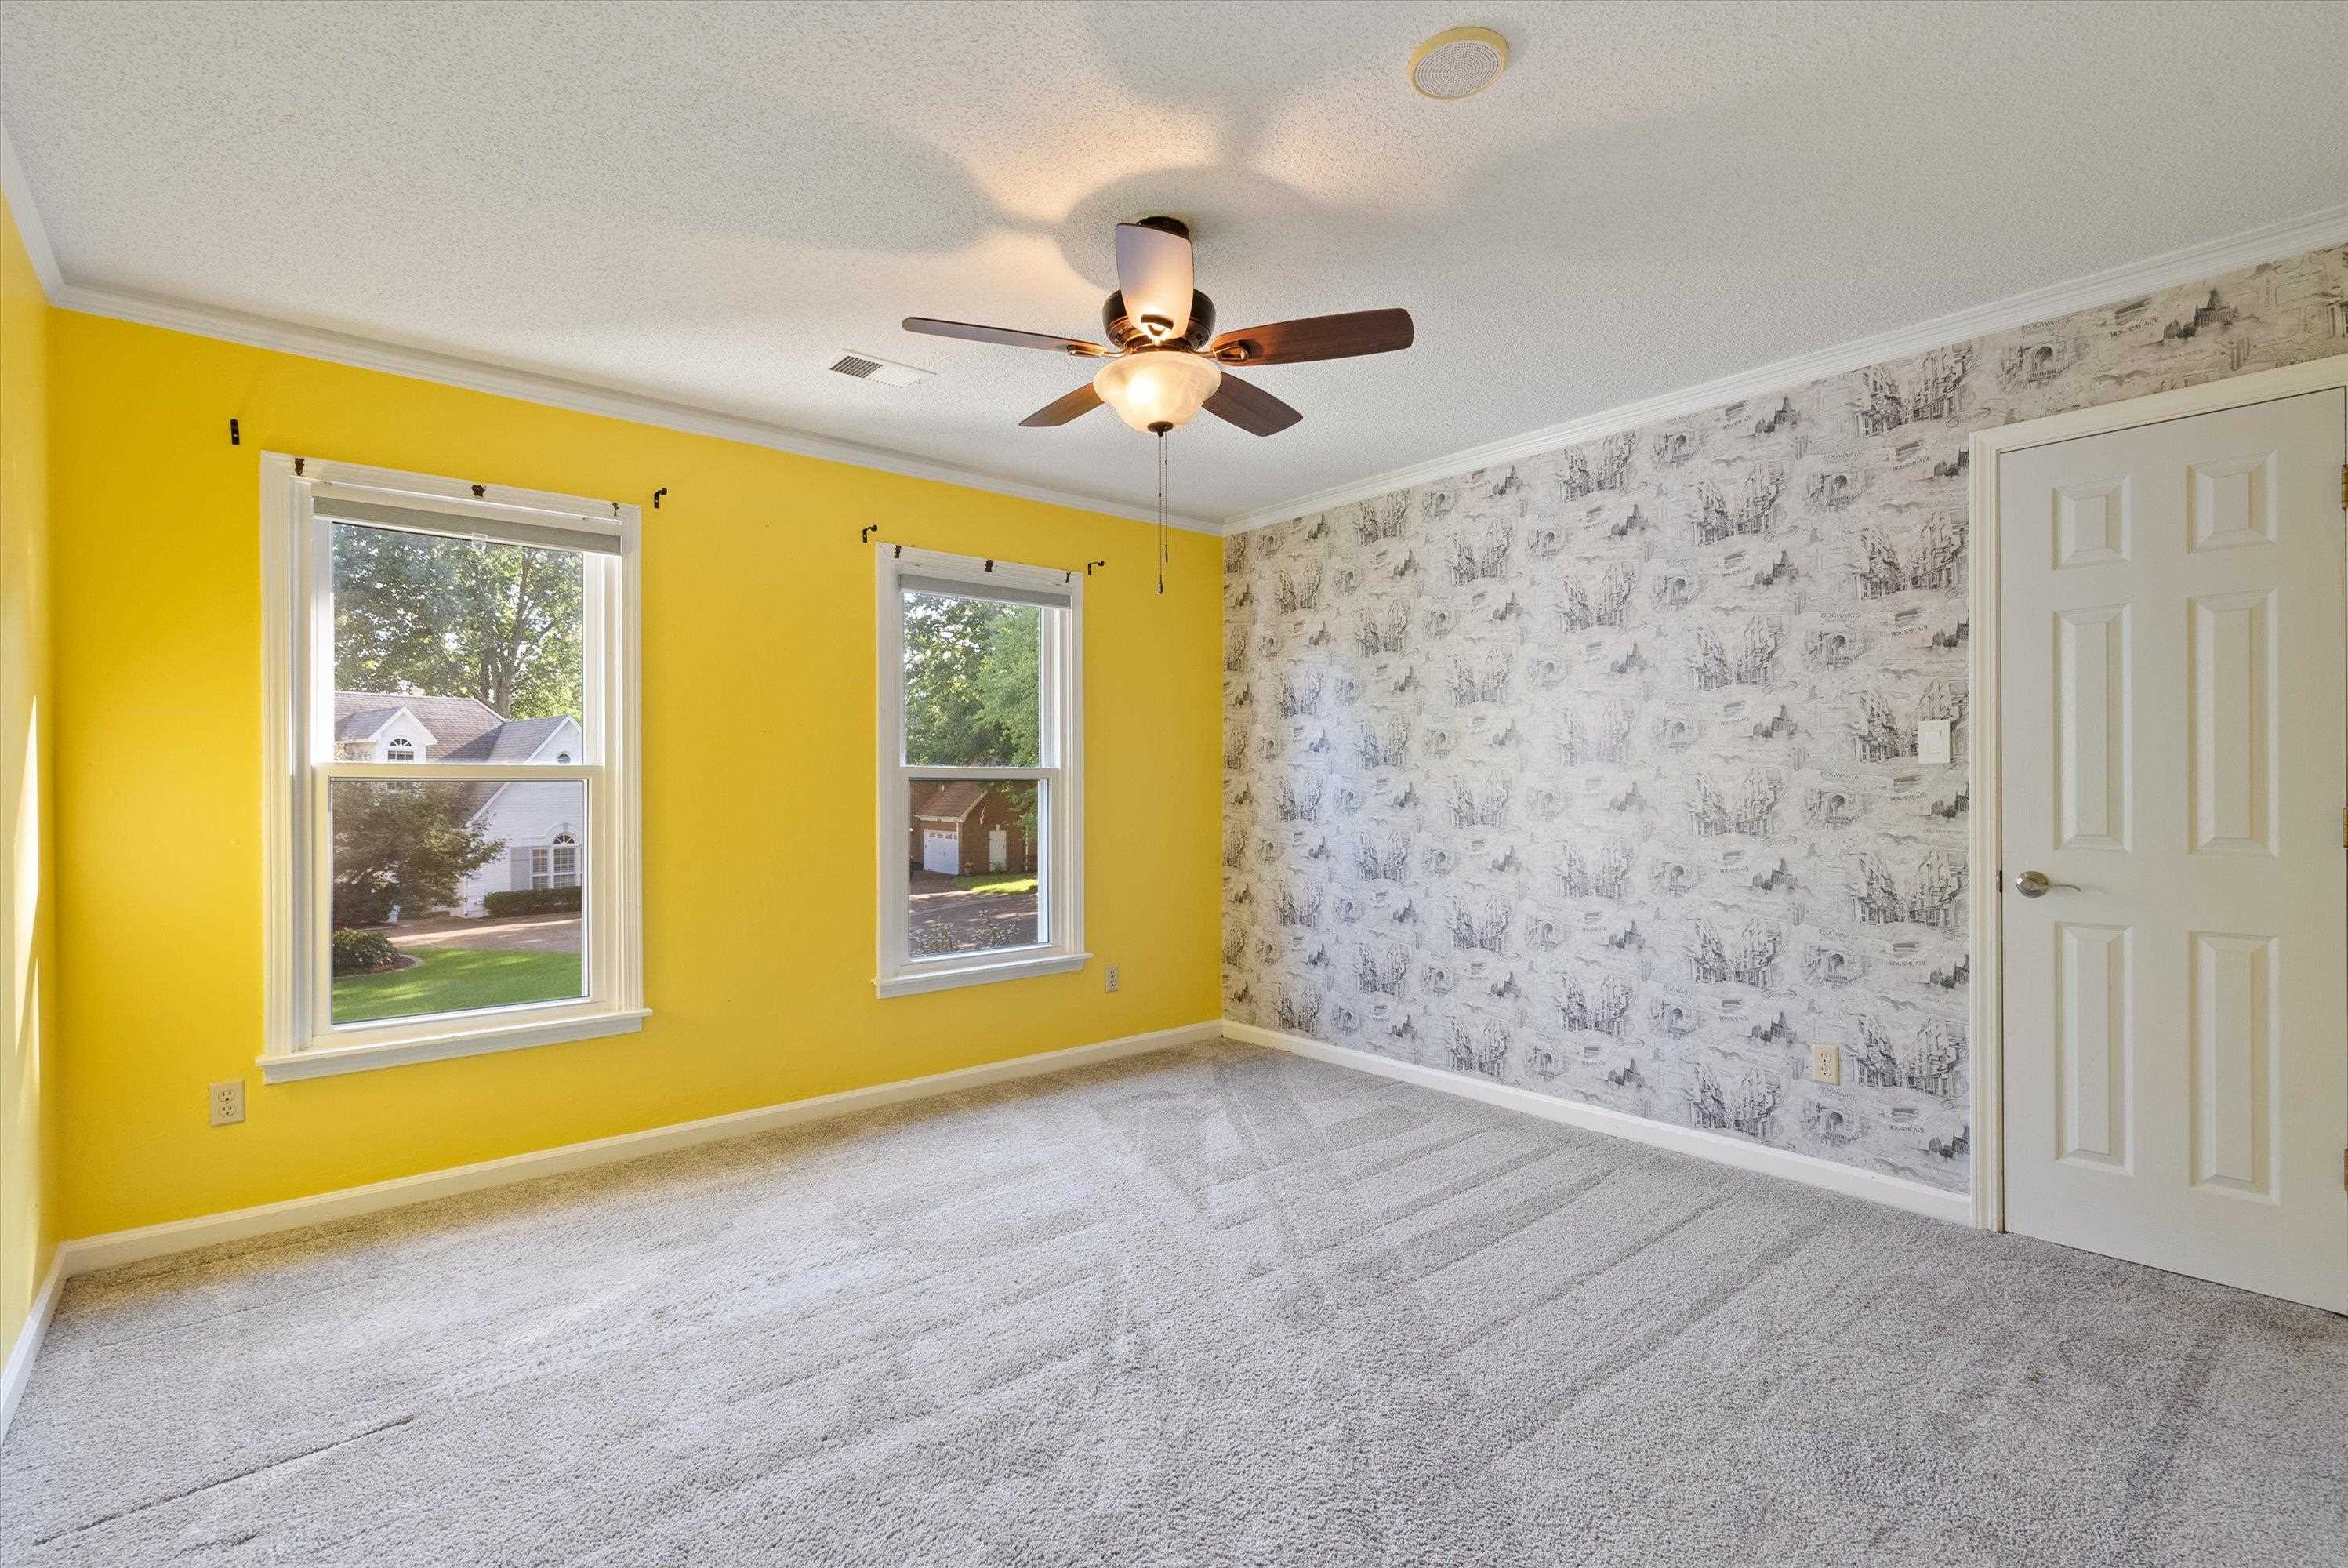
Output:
[922, 829, 959, 875]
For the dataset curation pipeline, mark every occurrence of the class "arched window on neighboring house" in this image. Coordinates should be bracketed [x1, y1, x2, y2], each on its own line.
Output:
[531, 829, 581, 891]
[385, 737, 416, 761]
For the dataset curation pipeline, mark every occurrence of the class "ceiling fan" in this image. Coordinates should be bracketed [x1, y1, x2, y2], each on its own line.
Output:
[902, 217, 1414, 437]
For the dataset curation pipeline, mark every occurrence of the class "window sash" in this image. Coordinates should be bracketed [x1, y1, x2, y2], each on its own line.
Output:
[896, 572, 1072, 611]
[312, 487, 626, 555]
[322, 761, 596, 782]
[309, 515, 604, 769]
[307, 767, 606, 1044]
[905, 771, 1053, 959]
[876, 546, 1084, 996]
[263, 452, 643, 1076]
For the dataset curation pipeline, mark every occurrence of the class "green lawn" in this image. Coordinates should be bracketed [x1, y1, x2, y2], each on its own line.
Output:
[945, 873, 1038, 895]
[332, 948, 583, 1025]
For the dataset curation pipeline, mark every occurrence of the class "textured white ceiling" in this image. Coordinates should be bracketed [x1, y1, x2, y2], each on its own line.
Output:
[2, 0, 2344, 521]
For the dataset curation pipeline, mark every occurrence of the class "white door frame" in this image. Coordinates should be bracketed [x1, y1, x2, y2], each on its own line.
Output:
[1965, 350, 2348, 1232]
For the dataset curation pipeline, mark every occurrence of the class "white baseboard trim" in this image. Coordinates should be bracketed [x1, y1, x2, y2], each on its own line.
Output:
[0, 1250, 65, 1448]
[1226, 1020, 1973, 1226]
[59, 1021, 1221, 1277]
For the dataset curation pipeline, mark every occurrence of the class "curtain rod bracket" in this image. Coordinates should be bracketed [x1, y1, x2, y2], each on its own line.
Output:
[470, 484, 487, 499]
[1085, 560, 1105, 575]
[652, 487, 667, 510]
[228, 418, 240, 446]
[294, 456, 305, 476]
[860, 525, 879, 543]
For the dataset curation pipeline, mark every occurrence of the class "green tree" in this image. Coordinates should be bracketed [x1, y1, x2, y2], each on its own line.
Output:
[902, 594, 1040, 766]
[332, 786, 506, 928]
[973, 611, 1041, 764]
[332, 525, 582, 720]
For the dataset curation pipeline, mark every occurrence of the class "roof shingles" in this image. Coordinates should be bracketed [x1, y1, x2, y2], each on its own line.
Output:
[914, 782, 996, 823]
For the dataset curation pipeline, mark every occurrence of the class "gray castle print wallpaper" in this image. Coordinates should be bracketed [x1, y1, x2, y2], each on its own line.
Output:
[1222, 241, 2348, 1193]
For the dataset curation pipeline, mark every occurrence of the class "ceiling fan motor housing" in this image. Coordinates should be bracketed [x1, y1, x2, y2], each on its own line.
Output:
[1103, 289, 1216, 352]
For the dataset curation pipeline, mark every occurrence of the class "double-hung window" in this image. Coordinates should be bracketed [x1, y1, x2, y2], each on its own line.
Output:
[876, 546, 1084, 996]
[262, 455, 644, 1081]
[531, 836, 580, 891]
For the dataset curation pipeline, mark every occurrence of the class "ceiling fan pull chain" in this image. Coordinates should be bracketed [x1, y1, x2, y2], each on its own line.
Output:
[1157, 430, 1168, 596]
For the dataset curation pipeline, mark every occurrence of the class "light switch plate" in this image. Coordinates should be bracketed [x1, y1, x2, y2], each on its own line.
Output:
[1917, 718, 1952, 764]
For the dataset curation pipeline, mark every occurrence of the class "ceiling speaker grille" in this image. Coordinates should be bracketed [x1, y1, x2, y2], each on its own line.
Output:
[1410, 27, 1508, 100]
[830, 354, 884, 378]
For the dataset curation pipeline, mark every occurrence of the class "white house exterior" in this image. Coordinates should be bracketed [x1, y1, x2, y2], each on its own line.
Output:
[333, 691, 585, 917]
[458, 775, 584, 916]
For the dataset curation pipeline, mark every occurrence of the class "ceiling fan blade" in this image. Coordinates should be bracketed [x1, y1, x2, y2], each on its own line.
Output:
[1203, 372, 1301, 437]
[1113, 222, 1193, 340]
[902, 317, 1109, 356]
[1018, 383, 1105, 427]
[1207, 309, 1414, 365]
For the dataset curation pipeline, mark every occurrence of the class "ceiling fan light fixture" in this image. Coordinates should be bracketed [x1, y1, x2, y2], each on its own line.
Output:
[1092, 351, 1221, 433]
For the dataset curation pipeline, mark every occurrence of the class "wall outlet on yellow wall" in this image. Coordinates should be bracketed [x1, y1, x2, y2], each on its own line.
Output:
[1105, 964, 1120, 993]
[209, 1080, 245, 1127]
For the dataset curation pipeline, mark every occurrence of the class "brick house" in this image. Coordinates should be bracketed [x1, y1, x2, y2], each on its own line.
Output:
[909, 781, 1035, 877]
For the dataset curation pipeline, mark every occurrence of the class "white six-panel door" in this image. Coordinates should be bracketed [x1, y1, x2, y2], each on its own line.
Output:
[1998, 388, 2347, 1312]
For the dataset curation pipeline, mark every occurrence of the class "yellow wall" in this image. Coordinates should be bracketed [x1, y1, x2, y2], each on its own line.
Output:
[2, 190, 60, 1354]
[49, 310, 1223, 1239]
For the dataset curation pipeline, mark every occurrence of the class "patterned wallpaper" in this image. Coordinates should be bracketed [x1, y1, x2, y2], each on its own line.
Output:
[1222, 241, 2348, 1193]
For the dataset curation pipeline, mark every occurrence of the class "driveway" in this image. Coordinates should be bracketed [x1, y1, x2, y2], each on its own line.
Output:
[909, 890, 1039, 954]
[386, 912, 582, 955]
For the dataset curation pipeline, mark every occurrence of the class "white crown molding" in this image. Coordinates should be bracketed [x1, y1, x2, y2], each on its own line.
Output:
[42, 279, 1223, 535]
[7, 100, 1212, 531]
[18, 86, 2346, 546]
[0, 118, 64, 299]
[1221, 199, 2348, 534]
[1228, 1020, 1972, 1225]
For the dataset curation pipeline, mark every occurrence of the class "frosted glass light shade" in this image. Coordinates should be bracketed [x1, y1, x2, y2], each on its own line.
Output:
[1092, 352, 1222, 433]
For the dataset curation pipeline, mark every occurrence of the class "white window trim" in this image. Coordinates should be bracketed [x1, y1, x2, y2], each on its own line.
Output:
[875, 546, 1086, 998]
[260, 453, 645, 1083]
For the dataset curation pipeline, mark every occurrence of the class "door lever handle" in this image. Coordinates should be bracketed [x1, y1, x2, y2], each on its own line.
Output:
[2013, 870, 2081, 898]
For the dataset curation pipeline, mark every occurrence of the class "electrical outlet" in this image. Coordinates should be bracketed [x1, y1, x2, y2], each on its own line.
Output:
[209, 1080, 245, 1127]
[1809, 1044, 1841, 1086]
[1105, 964, 1121, 993]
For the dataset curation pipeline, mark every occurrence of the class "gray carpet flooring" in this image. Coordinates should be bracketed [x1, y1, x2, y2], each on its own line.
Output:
[3, 1040, 2344, 1566]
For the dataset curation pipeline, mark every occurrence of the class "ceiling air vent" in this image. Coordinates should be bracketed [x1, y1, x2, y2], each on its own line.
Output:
[827, 352, 934, 387]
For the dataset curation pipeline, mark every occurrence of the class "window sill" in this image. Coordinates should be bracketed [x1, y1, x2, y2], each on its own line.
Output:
[260, 1007, 651, 1083]
[875, 951, 1090, 999]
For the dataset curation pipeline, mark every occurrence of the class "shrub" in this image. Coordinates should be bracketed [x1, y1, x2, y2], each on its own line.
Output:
[483, 886, 583, 916]
[331, 928, 401, 976]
